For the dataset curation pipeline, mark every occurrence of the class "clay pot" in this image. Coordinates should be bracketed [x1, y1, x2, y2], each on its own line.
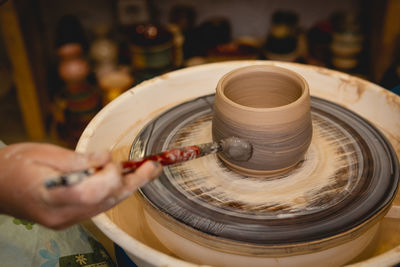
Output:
[212, 65, 312, 176]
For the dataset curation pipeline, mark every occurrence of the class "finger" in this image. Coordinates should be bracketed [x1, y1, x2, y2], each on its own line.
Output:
[115, 161, 163, 201]
[75, 162, 122, 205]
[49, 161, 162, 207]
[34, 203, 109, 229]
[37, 162, 163, 228]
[41, 162, 122, 206]
[26, 143, 111, 172]
[49, 185, 132, 229]
[37, 185, 124, 229]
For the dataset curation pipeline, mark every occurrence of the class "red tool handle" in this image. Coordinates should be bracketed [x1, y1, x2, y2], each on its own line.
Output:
[45, 145, 203, 188]
[121, 145, 201, 174]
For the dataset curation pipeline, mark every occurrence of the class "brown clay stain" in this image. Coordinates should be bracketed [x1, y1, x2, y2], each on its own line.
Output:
[312, 65, 333, 76]
[384, 89, 400, 112]
[158, 73, 170, 80]
[338, 76, 368, 103]
[311, 65, 368, 103]
[111, 145, 131, 162]
[356, 83, 367, 100]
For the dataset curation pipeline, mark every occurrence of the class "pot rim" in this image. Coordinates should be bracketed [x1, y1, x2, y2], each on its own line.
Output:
[216, 64, 310, 112]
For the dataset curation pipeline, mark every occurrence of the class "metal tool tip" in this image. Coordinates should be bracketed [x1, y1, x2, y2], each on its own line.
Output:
[220, 137, 253, 161]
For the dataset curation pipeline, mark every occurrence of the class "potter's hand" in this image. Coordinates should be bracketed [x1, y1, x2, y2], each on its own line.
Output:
[0, 143, 162, 229]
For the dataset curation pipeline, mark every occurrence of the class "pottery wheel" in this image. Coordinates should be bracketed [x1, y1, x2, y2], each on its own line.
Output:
[131, 94, 398, 245]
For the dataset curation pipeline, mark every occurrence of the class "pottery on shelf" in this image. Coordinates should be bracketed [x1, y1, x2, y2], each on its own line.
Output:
[212, 65, 313, 176]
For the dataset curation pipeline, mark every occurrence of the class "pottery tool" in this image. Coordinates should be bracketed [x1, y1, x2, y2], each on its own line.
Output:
[44, 137, 252, 189]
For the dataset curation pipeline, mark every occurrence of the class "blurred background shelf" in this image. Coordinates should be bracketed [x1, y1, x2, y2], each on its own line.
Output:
[1, 0, 399, 147]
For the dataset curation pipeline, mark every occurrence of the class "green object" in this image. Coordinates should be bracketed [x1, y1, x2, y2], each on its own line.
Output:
[13, 218, 35, 230]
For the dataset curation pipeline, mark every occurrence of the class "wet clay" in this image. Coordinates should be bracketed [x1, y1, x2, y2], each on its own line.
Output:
[212, 65, 313, 176]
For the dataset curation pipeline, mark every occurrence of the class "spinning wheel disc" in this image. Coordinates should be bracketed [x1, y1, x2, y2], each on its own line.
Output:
[131, 95, 398, 245]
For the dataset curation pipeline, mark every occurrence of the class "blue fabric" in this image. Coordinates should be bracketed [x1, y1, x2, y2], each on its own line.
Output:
[0, 215, 116, 266]
[114, 244, 138, 267]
